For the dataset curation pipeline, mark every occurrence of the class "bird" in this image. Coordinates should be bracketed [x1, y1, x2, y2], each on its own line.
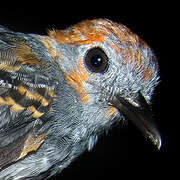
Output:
[0, 18, 161, 179]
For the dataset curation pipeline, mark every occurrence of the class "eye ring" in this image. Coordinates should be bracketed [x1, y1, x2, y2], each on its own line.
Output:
[84, 47, 109, 73]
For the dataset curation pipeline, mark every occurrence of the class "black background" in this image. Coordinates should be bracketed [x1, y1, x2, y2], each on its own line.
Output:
[0, 3, 173, 179]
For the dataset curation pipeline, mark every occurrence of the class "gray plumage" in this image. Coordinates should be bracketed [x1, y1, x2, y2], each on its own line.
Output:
[0, 19, 160, 179]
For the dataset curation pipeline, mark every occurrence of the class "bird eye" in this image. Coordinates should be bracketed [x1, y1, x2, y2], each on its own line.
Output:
[84, 47, 109, 73]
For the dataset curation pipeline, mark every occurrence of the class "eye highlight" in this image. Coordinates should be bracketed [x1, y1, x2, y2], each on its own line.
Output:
[84, 47, 109, 73]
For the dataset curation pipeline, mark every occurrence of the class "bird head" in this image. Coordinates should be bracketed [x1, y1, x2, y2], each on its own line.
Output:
[0, 18, 162, 180]
[43, 19, 161, 150]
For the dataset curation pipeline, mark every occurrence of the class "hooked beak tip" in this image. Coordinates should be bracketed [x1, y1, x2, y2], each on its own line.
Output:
[111, 91, 162, 150]
[147, 131, 162, 150]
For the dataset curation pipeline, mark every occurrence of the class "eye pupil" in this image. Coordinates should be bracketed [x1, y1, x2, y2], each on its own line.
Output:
[85, 47, 109, 73]
[91, 54, 103, 67]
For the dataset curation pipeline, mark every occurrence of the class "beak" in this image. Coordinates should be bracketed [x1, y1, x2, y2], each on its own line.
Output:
[111, 91, 162, 150]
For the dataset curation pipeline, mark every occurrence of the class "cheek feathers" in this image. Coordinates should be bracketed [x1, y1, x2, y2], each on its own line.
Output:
[65, 58, 90, 104]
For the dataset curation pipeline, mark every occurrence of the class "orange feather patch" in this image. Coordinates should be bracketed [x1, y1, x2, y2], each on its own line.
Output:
[19, 132, 47, 160]
[48, 20, 106, 45]
[14, 42, 44, 66]
[65, 58, 90, 104]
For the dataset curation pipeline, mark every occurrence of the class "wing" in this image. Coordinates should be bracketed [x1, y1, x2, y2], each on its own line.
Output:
[0, 26, 58, 169]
